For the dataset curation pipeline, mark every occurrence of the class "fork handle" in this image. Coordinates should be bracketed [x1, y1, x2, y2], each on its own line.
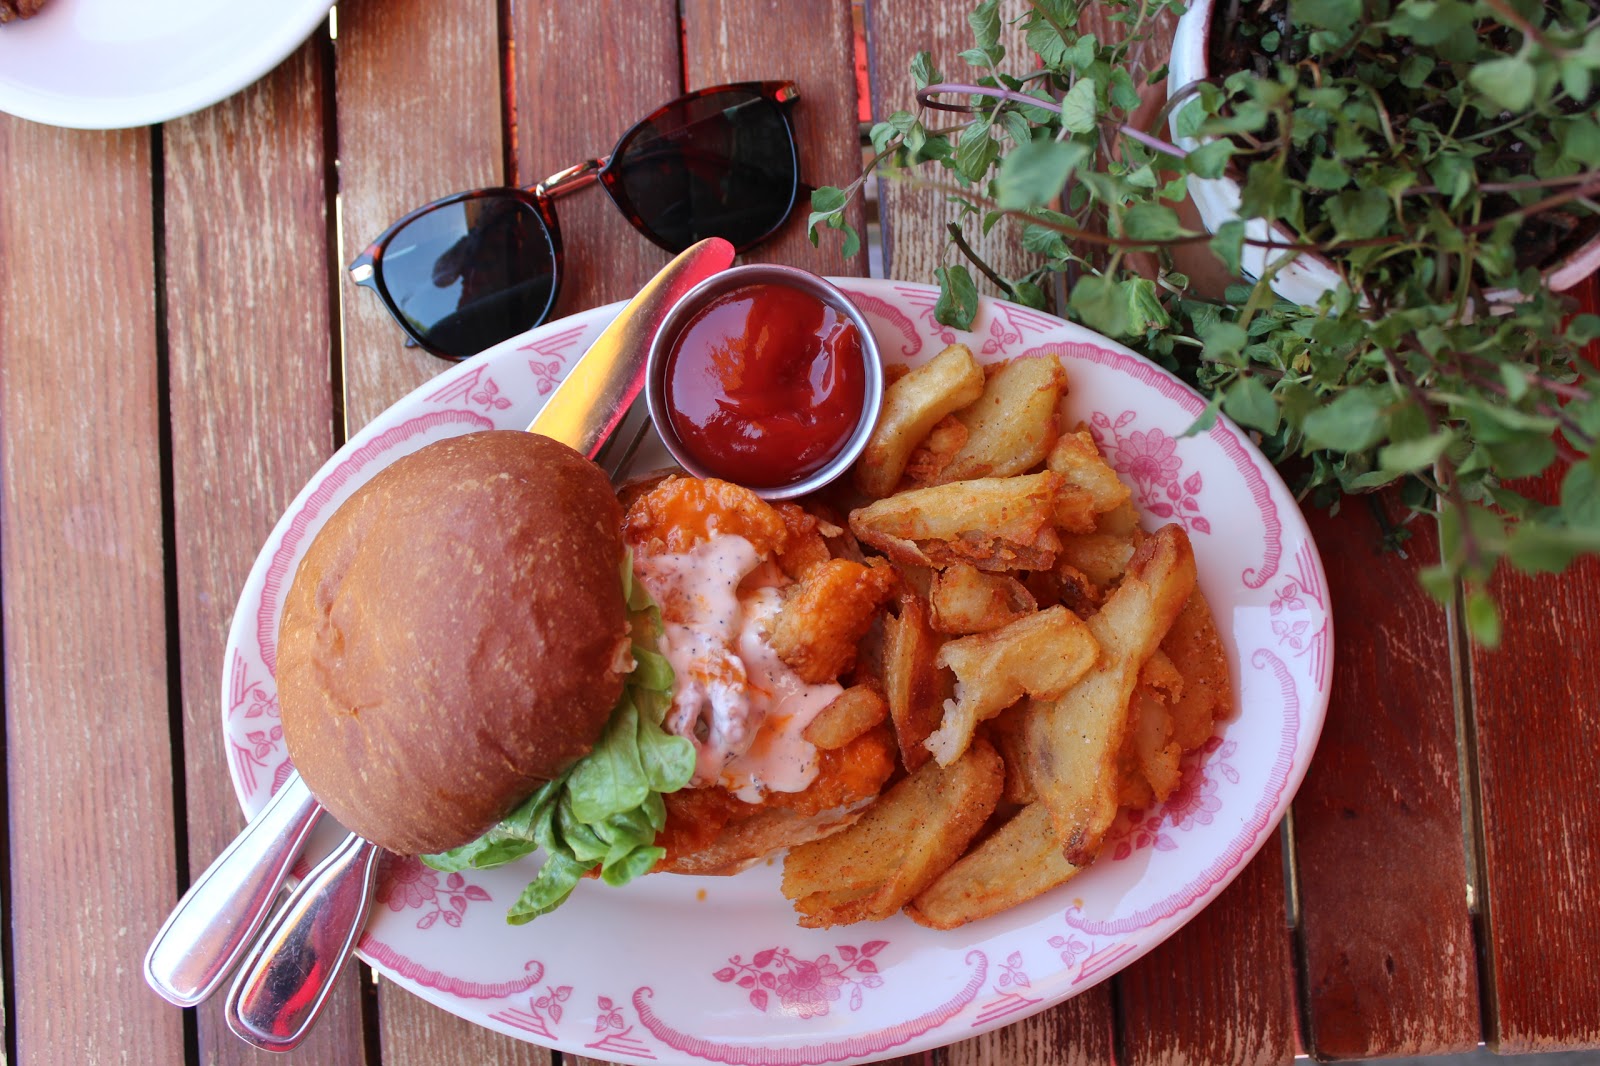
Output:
[144, 771, 323, 1007]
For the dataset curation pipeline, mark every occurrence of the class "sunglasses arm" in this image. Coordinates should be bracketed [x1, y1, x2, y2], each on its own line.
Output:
[533, 157, 610, 201]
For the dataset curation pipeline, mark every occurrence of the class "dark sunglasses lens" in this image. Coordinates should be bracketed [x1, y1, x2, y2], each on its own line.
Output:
[609, 89, 797, 252]
[376, 195, 557, 361]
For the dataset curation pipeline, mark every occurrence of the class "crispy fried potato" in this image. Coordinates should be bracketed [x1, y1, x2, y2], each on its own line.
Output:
[1161, 590, 1232, 751]
[1054, 486, 1100, 535]
[769, 559, 898, 684]
[939, 356, 1066, 482]
[857, 344, 985, 498]
[882, 593, 945, 772]
[782, 737, 1004, 927]
[988, 704, 1037, 805]
[1057, 532, 1138, 587]
[926, 606, 1100, 766]
[905, 803, 1082, 929]
[1020, 524, 1197, 864]
[803, 685, 890, 750]
[929, 563, 1037, 634]
[1048, 429, 1133, 513]
[905, 415, 970, 485]
[1096, 499, 1141, 538]
[849, 473, 1063, 572]
[1129, 683, 1182, 802]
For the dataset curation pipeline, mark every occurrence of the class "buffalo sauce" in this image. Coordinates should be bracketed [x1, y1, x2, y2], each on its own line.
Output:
[663, 282, 866, 488]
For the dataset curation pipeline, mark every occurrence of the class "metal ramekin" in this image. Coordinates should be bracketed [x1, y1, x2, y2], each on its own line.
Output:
[644, 264, 884, 500]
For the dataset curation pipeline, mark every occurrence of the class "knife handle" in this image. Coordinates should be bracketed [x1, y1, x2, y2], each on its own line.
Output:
[144, 771, 324, 1007]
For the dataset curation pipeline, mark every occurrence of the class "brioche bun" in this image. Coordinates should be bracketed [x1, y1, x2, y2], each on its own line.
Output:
[277, 430, 630, 855]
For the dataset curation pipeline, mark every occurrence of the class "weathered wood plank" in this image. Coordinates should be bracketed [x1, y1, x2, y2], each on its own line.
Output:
[1471, 277, 1600, 1053]
[0, 117, 186, 1065]
[1294, 500, 1479, 1059]
[161, 34, 370, 1066]
[681, 0, 869, 279]
[334, 0, 505, 433]
[513, 0, 680, 320]
[1116, 832, 1296, 1066]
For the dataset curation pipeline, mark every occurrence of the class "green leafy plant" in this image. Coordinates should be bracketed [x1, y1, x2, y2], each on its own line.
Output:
[810, 0, 1600, 643]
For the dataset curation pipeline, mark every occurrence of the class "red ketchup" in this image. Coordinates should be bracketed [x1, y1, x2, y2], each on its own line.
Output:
[663, 282, 866, 488]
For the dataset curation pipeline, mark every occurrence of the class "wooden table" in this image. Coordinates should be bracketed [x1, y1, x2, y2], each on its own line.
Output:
[3, 1, 1598, 1063]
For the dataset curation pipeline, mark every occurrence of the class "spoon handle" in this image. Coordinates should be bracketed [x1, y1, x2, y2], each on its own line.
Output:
[224, 831, 380, 1052]
[144, 771, 323, 1007]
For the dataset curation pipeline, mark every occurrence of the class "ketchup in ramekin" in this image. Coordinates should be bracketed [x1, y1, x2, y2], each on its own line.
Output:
[647, 267, 882, 499]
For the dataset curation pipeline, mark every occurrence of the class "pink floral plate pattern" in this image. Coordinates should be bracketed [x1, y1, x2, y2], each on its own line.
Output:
[221, 280, 1332, 1065]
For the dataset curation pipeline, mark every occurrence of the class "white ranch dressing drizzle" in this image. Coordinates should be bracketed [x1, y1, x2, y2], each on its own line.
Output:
[633, 535, 841, 800]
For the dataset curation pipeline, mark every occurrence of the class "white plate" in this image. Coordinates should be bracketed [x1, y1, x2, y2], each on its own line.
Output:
[0, 0, 330, 129]
[222, 280, 1333, 1065]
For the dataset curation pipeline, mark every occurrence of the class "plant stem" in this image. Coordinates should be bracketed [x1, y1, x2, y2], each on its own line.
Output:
[945, 223, 1018, 298]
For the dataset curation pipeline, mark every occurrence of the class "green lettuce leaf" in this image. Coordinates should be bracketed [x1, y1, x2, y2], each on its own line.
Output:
[422, 550, 693, 923]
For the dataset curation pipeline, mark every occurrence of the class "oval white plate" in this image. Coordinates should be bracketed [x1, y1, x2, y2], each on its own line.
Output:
[222, 279, 1333, 1065]
[0, 0, 329, 129]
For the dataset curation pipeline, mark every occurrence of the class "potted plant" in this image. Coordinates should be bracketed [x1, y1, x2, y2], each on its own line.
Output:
[807, 0, 1600, 642]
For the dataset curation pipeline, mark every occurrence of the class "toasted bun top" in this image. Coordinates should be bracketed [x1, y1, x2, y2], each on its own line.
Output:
[278, 430, 630, 855]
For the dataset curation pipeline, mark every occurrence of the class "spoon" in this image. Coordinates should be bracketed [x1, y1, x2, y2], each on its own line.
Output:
[222, 236, 733, 1051]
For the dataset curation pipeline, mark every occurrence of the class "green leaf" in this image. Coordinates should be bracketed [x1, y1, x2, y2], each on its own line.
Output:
[1185, 139, 1233, 179]
[809, 185, 846, 214]
[995, 140, 1088, 209]
[1302, 387, 1390, 451]
[1400, 54, 1436, 89]
[1223, 375, 1281, 432]
[1562, 459, 1600, 526]
[1305, 156, 1351, 191]
[1464, 589, 1502, 647]
[968, 0, 1001, 50]
[1069, 273, 1131, 337]
[1506, 523, 1600, 574]
[954, 122, 1001, 183]
[1378, 430, 1455, 472]
[1200, 320, 1248, 364]
[1109, 68, 1142, 112]
[1326, 187, 1391, 240]
[1210, 219, 1247, 275]
[1470, 56, 1537, 113]
[1120, 202, 1185, 241]
[1060, 77, 1099, 134]
[911, 51, 940, 90]
[1025, 16, 1071, 67]
[935, 264, 980, 330]
[1290, 0, 1360, 30]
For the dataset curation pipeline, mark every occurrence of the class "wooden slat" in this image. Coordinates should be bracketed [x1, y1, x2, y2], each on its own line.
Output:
[160, 36, 370, 1066]
[1116, 833, 1295, 1066]
[1471, 277, 1600, 1051]
[865, 0, 1037, 292]
[944, 985, 1113, 1066]
[513, 0, 681, 320]
[681, 0, 869, 279]
[334, 0, 505, 433]
[0, 118, 186, 1065]
[1294, 500, 1479, 1058]
[332, 0, 544, 1059]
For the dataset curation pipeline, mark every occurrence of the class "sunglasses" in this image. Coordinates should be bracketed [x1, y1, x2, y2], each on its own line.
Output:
[348, 81, 803, 362]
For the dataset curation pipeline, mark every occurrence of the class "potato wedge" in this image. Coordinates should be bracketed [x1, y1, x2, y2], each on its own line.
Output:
[1161, 589, 1231, 751]
[988, 703, 1037, 805]
[882, 592, 946, 772]
[929, 563, 1037, 634]
[939, 355, 1066, 482]
[1048, 429, 1133, 513]
[905, 803, 1082, 929]
[803, 684, 890, 750]
[1130, 682, 1182, 802]
[782, 737, 1005, 927]
[1020, 524, 1197, 864]
[905, 415, 970, 485]
[927, 606, 1100, 766]
[857, 344, 984, 498]
[1057, 531, 1138, 587]
[769, 559, 898, 684]
[849, 473, 1063, 572]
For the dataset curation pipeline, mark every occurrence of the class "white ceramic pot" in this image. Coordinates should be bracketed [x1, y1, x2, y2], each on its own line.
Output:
[1166, 0, 1600, 303]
